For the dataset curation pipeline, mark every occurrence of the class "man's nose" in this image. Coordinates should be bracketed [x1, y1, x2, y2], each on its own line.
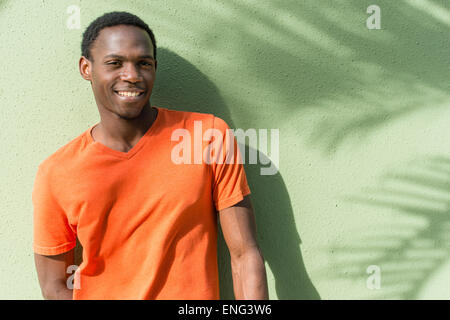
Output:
[120, 63, 142, 83]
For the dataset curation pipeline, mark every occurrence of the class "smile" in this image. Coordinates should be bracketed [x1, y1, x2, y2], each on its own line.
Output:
[115, 91, 144, 97]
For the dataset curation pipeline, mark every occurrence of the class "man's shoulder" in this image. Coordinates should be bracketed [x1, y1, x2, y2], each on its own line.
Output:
[37, 129, 89, 174]
[162, 107, 215, 122]
[160, 107, 229, 131]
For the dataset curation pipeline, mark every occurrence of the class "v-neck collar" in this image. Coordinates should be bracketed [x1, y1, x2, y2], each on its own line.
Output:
[86, 106, 163, 160]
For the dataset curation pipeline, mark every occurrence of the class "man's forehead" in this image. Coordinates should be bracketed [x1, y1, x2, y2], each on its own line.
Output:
[92, 25, 154, 58]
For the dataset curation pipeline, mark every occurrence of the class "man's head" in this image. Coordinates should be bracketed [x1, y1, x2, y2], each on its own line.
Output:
[79, 12, 157, 120]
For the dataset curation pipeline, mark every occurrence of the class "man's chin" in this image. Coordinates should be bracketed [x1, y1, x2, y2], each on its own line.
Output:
[116, 106, 146, 120]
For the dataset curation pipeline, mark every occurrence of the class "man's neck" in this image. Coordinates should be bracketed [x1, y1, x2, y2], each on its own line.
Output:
[92, 104, 157, 153]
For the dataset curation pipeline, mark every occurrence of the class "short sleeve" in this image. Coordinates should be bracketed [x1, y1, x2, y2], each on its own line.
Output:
[210, 117, 251, 211]
[32, 164, 77, 255]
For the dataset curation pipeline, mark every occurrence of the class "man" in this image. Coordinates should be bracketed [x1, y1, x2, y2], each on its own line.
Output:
[32, 11, 268, 300]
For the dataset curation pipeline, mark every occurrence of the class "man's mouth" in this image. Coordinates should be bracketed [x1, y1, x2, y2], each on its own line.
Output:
[114, 90, 145, 98]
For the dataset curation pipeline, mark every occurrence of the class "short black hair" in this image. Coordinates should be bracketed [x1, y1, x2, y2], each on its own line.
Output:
[81, 11, 157, 61]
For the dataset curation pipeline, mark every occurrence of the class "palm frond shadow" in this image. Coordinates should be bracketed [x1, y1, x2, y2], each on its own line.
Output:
[326, 156, 450, 299]
[143, 0, 449, 154]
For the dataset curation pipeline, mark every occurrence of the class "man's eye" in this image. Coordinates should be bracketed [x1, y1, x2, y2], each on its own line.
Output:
[141, 61, 152, 66]
[106, 61, 120, 65]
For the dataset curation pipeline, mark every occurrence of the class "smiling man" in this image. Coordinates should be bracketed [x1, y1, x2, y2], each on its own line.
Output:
[32, 12, 268, 300]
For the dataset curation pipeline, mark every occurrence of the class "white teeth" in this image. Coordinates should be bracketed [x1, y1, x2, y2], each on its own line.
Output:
[117, 91, 141, 97]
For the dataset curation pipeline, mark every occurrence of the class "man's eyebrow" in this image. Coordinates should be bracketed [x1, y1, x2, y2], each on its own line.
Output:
[103, 54, 155, 60]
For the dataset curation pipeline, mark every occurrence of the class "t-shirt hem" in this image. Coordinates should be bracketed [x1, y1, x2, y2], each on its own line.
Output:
[33, 241, 77, 256]
[215, 187, 251, 211]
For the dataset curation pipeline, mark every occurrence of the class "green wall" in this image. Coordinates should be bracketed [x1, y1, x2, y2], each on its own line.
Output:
[1, 0, 449, 299]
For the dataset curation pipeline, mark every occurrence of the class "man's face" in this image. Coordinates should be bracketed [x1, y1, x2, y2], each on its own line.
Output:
[80, 25, 156, 120]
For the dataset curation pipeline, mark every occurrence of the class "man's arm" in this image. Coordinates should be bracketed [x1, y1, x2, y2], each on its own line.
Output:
[34, 250, 74, 300]
[219, 195, 269, 300]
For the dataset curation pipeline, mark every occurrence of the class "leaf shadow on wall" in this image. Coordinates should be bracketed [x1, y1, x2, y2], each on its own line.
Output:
[327, 156, 450, 299]
[150, 48, 320, 299]
[302, 0, 450, 154]
[184, 0, 450, 155]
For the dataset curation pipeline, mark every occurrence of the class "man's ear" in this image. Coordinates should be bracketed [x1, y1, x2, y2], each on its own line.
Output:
[79, 56, 92, 81]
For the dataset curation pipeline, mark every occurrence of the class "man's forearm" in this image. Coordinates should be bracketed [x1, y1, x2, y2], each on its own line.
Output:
[231, 247, 269, 300]
[42, 281, 73, 300]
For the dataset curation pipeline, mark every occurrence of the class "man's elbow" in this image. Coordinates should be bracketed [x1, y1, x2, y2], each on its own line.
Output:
[231, 245, 265, 265]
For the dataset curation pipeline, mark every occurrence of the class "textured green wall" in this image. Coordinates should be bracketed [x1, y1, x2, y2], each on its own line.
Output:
[1, 0, 449, 299]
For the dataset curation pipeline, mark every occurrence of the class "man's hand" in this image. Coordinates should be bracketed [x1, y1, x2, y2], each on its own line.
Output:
[219, 195, 269, 300]
[34, 250, 75, 300]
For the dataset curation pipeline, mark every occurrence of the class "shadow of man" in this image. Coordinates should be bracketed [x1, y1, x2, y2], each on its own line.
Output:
[242, 151, 320, 299]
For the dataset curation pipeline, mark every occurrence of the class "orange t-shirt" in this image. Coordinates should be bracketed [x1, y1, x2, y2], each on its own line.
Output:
[32, 106, 251, 300]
